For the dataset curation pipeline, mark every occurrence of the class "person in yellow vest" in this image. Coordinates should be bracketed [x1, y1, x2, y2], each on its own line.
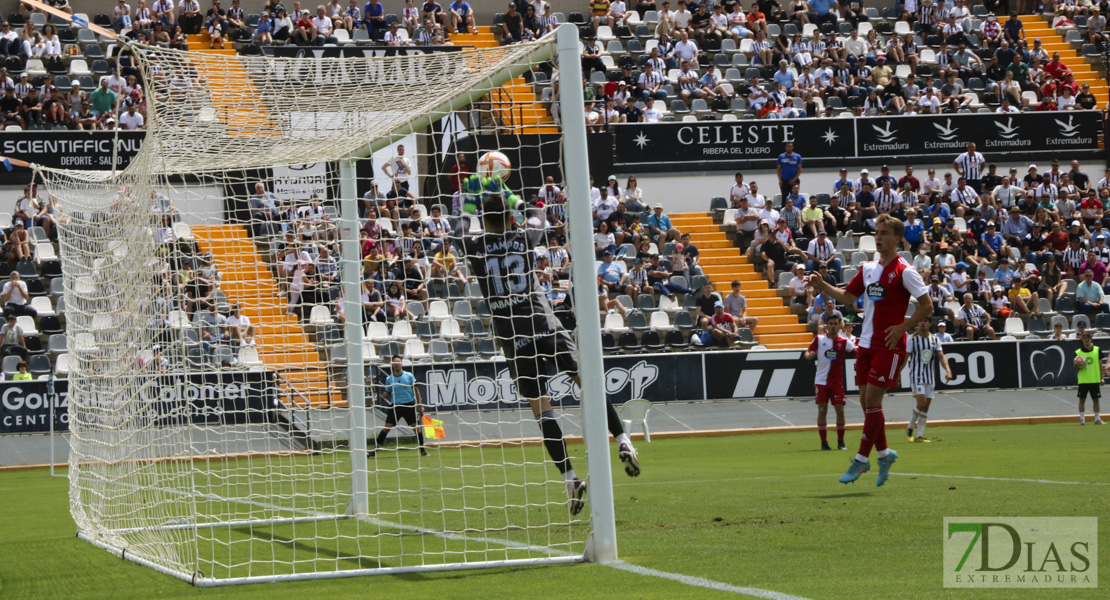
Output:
[1074, 330, 1106, 425]
[11, 361, 31, 381]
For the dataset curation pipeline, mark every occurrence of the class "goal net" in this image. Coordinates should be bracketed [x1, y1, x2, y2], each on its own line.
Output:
[39, 27, 613, 586]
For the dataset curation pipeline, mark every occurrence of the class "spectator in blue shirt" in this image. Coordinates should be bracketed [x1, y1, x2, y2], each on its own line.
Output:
[364, 0, 385, 33]
[448, 0, 474, 34]
[1000, 206, 1033, 249]
[979, 221, 1005, 262]
[772, 61, 797, 91]
[808, 0, 837, 26]
[777, 141, 803, 204]
[597, 250, 630, 295]
[993, 257, 1015, 290]
[647, 203, 681, 243]
[903, 209, 925, 251]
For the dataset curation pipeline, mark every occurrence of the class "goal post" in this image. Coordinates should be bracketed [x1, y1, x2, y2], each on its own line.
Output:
[37, 23, 619, 586]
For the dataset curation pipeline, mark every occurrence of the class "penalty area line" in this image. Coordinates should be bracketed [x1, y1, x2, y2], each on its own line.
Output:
[896, 472, 1110, 486]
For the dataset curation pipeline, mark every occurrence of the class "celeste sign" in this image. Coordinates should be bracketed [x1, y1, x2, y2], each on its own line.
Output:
[614, 119, 856, 166]
[612, 111, 1102, 168]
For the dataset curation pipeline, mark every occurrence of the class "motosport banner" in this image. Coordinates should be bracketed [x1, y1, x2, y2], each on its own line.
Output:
[612, 111, 1101, 169]
[0, 371, 276, 435]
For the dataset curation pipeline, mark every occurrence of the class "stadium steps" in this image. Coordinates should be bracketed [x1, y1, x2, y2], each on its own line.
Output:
[185, 33, 274, 135]
[669, 213, 812, 348]
[1020, 15, 1110, 105]
[453, 26, 500, 48]
[192, 225, 344, 408]
[490, 75, 561, 134]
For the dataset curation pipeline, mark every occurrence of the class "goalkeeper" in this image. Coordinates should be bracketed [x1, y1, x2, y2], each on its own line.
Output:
[460, 172, 524, 216]
[461, 194, 641, 516]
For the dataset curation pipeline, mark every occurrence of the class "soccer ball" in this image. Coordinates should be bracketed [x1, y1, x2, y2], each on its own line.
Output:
[476, 151, 512, 181]
[1074, 356, 1088, 369]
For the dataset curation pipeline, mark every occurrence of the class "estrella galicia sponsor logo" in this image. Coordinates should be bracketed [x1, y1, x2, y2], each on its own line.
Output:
[944, 517, 1098, 588]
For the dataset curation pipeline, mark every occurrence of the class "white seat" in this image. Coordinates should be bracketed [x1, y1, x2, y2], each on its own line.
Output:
[857, 235, 876, 253]
[73, 333, 97, 354]
[603, 312, 628, 333]
[426, 300, 450, 321]
[920, 48, 936, 64]
[722, 208, 737, 231]
[16, 315, 37, 335]
[659, 294, 680, 312]
[362, 340, 378, 363]
[596, 25, 615, 42]
[403, 338, 429, 360]
[439, 318, 465, 340]
[30, 296, 54, 317]
[308, 305, 333, 326]
[894, 20, 911, 35]
[857, 21, 872, 35]
[377, 217, 395, 234]
[34, 243, 57, 261]
[68, 59, 91, 77]
[1004, 317, 1028, 337]
[333, 28, 351, 43]
[722, 113, 738, 121]
[999, 335, 1018, 341]
[168, 310, 189, 329]
[4, 124, 21, 131]
[681, 115, 698, 122]
[172, 222, 194, 241]
[391, 320, 416, 341]
[366, 321, 390, 343]
[54, 353, 72, 376]
[25, 58, 46, 77]
[649, 311, 674, 330]
[239, 345, 264, 367]
[620, 398, 654, 443]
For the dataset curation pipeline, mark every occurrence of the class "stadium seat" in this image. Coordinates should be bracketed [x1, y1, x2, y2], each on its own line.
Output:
[54, 352, 72, 376]
[30, 296, 54, 316]
[1073, 314, 1092, 331]
[636, 294, 656, 312]
[649, 311, 673, 330]
[857, 236, 876, 253]
[16, 316, 37, 336]
[1050, 315, 1071, 333]
[620, 398, 654, 442]
[463, 318, 486, 337]
[616, 295, 634, 311]
[641, 330, 666, 352]
[239, 345, 264, 368]
[426, 300, 449, 321]
[366, 321, 390, 343]
[673, 311, 695, 331]
[391, 320, 416, 341]
[476, 338, 500, 359]
[1003, 317, 1028, 338]
[665, 329, 689, 349]
[403, 339, 429, 361]
[1, 355, 21, 376]
[628, 311, 650, 331]
[29, 354, 51, 377]
[602, 332, 620, 353]
[1056, 297, 1075, 315]
[603, 313, 628, 333]
[619, 331, 642, 352]
[308, 305, 334, 326]
[39, 315, 63, 336]
[439, 318, 464, 340]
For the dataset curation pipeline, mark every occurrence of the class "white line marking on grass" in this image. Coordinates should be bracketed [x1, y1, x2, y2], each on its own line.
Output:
[606, 560, 815, 600]
[897, 472, 1110, 486]
[749, 402, 797, 427]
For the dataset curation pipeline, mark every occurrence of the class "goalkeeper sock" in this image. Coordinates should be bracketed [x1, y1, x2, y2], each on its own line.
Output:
[538, 411, 572, 475]
[606, 402, 625, 438]
[909, 409, 919, 429]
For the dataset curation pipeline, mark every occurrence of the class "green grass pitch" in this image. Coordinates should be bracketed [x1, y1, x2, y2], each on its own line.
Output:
[0, 422, 1106, 599]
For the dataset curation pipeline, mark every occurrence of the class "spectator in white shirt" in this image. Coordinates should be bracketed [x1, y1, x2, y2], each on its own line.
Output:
[119, 103, 145, 129]
[643, 97, 663, 122]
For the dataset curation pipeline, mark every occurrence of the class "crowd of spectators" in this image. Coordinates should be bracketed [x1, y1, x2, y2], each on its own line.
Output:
[564, 0, 1109, 126]
[729, 144, 1110, 342]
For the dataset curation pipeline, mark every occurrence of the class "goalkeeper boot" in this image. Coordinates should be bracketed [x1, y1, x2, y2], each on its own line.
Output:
[619, 443, 641, 477]
[568, 478, 587, 516]
[914, 436, 931, 443]
[839, 458, 870, 484]
[876, 449, 899, 487]
[906, 426, 914, 442]
[367, 449, 375, 458]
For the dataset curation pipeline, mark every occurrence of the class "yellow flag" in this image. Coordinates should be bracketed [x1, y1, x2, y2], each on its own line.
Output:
[422, 416, 446, 440]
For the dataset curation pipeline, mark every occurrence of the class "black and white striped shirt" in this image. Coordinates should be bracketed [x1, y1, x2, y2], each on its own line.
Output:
[955, 151, 986, 181]
[1034, 183, 1058, 200]
[918, 4, 935, 27]
[875, 189, 902, 212]
[907, 334, 942, 386]
[1047, 170, 1063, 185]
[950, 187, 974, 206]
[958, 304, 987, 328]
[1063, 246, 1087, 272]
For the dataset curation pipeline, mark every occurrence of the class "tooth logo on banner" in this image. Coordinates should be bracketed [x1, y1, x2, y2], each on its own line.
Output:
[1029, 345, 1065, 382]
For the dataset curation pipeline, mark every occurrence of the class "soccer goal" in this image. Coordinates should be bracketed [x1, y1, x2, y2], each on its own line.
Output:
[36, 25, 616, 586]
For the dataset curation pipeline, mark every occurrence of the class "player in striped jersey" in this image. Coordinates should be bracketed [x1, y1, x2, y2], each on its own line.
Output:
[804, 311, 853, 451]
[953, 142, 986, 194]
[905, 320, 952, 443]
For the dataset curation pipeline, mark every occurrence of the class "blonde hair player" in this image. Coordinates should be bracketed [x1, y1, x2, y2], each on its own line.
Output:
[905, 320, 953, 443]
[807, 214, 932, 486]
[1074, 331, 1106, 426]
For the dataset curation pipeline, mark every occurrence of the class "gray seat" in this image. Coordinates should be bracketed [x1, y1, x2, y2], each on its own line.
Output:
[628, 311, 649, 331]
[2, 355, 22, 376]
[452, 300, 474, 319]
[429, 339, 452, 362]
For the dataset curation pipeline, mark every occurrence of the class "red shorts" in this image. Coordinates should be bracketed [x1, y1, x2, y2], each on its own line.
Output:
[815, 384, 846, 405]
[855, 346, 905, 390]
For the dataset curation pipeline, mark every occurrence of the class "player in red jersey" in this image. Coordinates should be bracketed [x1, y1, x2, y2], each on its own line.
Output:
[804, 311, 854, 451]
[808, 214, 932, 486]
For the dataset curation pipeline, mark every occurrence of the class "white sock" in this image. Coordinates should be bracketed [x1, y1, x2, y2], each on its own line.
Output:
[917, 412, 928, 438]
[877, 449, 890, 458]
[854, 453, 869, 463]
[1080, 413, 1086, 424]
[909, 409, 919, 428]
[564, 469, 577, 483]
[616, 433, 632, 449]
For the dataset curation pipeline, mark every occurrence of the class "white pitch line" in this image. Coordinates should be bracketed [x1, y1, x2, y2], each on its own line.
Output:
[89, 477, 810, 599]
[897, 472, 1110, 486]
[607, 560, 814, 600]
